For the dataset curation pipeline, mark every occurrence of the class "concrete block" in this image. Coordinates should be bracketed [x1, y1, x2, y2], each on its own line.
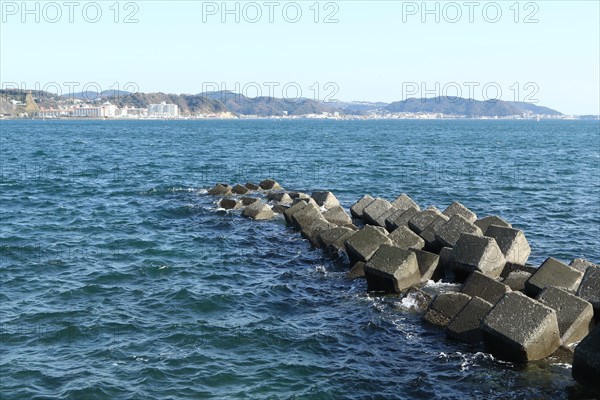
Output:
[241, 201, 275, 220]
[572, 324, 600, 392]
[502, 271, 532, 292]
[442, 201, 477, 223]
[363, 198, 395, 226]
[311, 191, 340, 210]
[344, 225, 392, 265]
[481, 291, 560, 362]
[423, 292, 472, 327]
[485, 225, 531, 266]
[461, 271, 511, 304]
[208, 183, 232, 196]
[391, 194, 420, 212]
[347, 262, 365, 280]
[322, 206, 354, 228]
[525, 257, 584, 297]
[570, 258, 599, 274]
[413, 249, 442, 283]
[408, 207, 442, 234]
[283, 200, 310, 226]
[245, 182, 260, 190]
[419, 214, 450, 253]
[241, 197, 260, 206]
[232, 184, 250, 194]
[350, 195, 374, 219]
[388, 226, 425, 250]
[385, 206, 419, 232]
[301, 218, 335, 248]
[291, 203, 324, 231]
[435, 214, 482, 248]
[577, 266, 600, 320]
[318, 227, 356, 255]
[447, 296, 493, 344]
[364, 245, 420, 293]
[219, 198, 242, 210]
[474, 215, 512, 233]
[267, 192, 293, 205]
[537, 286, 595, 346]
[452, 233, 506, 279]
[259, 179, 282, 190]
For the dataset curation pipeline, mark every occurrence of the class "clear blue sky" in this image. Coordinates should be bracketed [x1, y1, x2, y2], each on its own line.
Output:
[1, 1, 599, 114]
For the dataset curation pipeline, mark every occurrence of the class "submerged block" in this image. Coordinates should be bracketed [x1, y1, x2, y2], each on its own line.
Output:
[423, 292, 472, 327]
[208, 183, 232, 196]
[347, 261, 366, 280]
[232, 184, 250, 194]
[259, 179, 283, 190]
[525, 257, 583, 297]
[485, 225, 531, 266]
[219, 198, 241, 210]
[447, 296, 493, 344]
[245, 182, 260, 190]
[537, 286, 594, 346]
[344, 225, 391, 265]
[481, 292, 560, 362]
[364, 245, 420, 293]
[350, 195, 375, 219]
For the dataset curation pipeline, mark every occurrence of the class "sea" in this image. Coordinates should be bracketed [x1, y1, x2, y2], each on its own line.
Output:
[1, 119, 599, 399]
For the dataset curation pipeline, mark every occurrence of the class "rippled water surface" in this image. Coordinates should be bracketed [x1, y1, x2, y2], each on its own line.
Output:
[1, 119, 599, 399]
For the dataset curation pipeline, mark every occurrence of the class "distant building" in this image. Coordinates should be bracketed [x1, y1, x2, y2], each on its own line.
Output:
[147, 102, 179, 118]
[72, 102, 116, 118]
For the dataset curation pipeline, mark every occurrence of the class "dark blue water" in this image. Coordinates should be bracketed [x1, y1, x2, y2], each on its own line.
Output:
[1, 119, 599, 399]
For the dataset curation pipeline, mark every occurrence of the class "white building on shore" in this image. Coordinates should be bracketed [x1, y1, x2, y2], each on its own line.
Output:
[147, 102, 179, 118]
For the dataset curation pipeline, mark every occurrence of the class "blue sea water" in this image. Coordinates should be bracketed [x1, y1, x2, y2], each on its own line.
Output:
[0, 119, 599, 399]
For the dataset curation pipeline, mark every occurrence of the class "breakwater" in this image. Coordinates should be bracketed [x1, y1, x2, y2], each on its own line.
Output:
[207, 178, 600, 394]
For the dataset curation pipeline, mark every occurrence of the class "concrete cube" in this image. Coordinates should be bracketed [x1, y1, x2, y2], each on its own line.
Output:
[232, 184, 250, 194]
[570, 258, 599, 274]
[481, 291, 560, 362]
[452, 233, 506, 279]
[435, 214, 482, 248]
[398, 287, 432, 313]
[291, 203, 324, 231]
[413, 249, 442, 283]
[525, 257, 584, 297]
[283, 200, 309, 226]
[363, 198, 395, 227]
[301, 219, 335, 248]
[219, 198, 241, 210]
[347, 262, 365, 280]
[485, 225, 531, 266]
[259, 179, 282, 190]
[502, 271, 532, 292]
[500, 262, 538, 279]
[474, 215, 512, 233]
[577, 266, 600, 319]
[388, 226, 425, 250]
[572, 324, 600, 392]
[350, 195, 374, 219]
[207, 183, 232, 196]
[461, 271, 511, 304]
[442, 201, 477, 223]
[271, 204, 287, 214]
[267, 192, 293, 205]
[386, 206, 419, 232]
[241, 201, 275, 220]
[344, 225, 392, 265]
[419, 214, 450, 253]
[241, 197, 260, 206]
[318, 227, 356, 255]
[322, 206, 354, 228]
[447, 296, 493, 344]
[311, 191, 340, 210]
[537, 286, 595, 346]
[408, 207, 442, 234]
[423, 292, 472, 327]
[245, 182, 260, 190]
[391, 194, 420, 212]
[364, 245, 420, 293]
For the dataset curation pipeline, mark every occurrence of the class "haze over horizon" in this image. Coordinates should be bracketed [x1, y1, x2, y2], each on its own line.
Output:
[1, 1, 599, 115]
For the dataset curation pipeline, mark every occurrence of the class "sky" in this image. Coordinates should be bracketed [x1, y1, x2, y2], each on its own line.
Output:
[1, 0, 599, 114]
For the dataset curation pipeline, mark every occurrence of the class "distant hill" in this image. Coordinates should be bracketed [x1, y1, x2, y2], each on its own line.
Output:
[104, 92, 229, 115]
[66, 90, 132, 100]
[384, 97, 562, 117]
